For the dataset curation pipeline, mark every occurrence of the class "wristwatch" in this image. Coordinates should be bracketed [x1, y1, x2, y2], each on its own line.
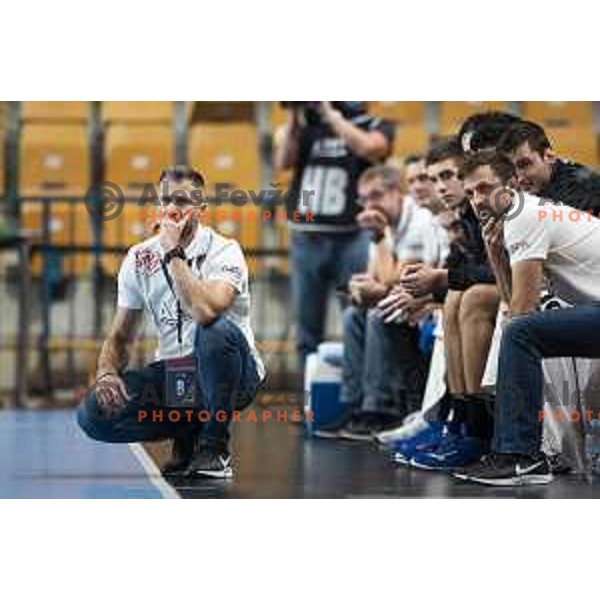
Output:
[164, 245, 186, 265]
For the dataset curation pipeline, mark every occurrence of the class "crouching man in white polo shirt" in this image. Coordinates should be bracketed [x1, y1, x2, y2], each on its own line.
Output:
[455, 151, 600, 486]
[77, 166, 265, 479]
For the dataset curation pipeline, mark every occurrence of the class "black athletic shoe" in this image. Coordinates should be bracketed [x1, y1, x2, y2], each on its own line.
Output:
[185, 449, 233, 479]
[453, 453, 553, 486]
[337, 416, 382, 441]
[161, 435, 196, 476]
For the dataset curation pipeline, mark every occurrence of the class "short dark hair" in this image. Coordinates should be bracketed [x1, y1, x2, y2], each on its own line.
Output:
[404, 154, 423, 167]
[425, 137, 463, 168]
[497, 120, 552, 156]
[458, 111, 521, 153]
[460, 150, 516, 184]
[159, 165, 205, 187]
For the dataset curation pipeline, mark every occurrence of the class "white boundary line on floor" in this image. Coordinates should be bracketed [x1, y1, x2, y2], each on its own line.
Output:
[128, 443, 180, 499]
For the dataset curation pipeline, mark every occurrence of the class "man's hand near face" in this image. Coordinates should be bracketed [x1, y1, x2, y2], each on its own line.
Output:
[356, 207, 389, 238]
[159, 209, 190, 252]
[349, 273, 389, 307]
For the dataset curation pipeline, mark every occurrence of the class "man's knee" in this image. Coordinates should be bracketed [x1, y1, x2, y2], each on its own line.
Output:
[76, 393, 116, 442]
[459, 284, 499, 324]
[194, 315, 237, 358]
[365, 307, 396, 335]
[342, 304, 364, 333]
[502, 316, 534, 347]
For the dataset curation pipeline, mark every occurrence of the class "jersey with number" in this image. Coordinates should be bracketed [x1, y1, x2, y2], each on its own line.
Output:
[287, 114, 395, 231]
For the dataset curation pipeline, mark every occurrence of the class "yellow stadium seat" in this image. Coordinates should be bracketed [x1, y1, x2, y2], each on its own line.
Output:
[189, 102, 255, 123]
[522, 102, 594, 129]
[21, 202, 92, 276]
[19, 124, 90, 196]
[439, 101, 510, 135]
[104, 124, 174, 197]
[546, 127, 598, 168]
[369, 102, 425, 126]
[102, 102, 173, 124]
[188, 123, 260, 197]
[21, 102, 89, 122]
[101, 203, 156, 275]
[390, 125, 431, 161]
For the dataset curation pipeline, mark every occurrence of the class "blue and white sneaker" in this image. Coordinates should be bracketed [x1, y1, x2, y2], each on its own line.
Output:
[410, 424, 484, 471]
[376, 411, 427, 445]
[391, 422, 444, 464]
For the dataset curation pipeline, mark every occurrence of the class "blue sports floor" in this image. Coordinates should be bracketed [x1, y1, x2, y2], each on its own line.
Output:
[0, 410, 178, 499]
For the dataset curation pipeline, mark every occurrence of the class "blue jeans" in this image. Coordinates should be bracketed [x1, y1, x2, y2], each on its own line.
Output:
[340, 306, 427, 421]
[493, 303, 600, 455]
[290, 229, 370, 368]
[77, 316, 262, 453]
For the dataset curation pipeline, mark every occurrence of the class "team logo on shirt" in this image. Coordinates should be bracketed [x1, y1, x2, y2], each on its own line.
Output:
[221, 264, 243, 284]
[134, 248, 161, 276]
[508, 240, 530, 255]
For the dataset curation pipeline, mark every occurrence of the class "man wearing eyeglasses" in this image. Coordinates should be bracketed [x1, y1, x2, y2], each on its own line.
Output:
[330, 164, 443, 440]
[77, 166, 265, 479]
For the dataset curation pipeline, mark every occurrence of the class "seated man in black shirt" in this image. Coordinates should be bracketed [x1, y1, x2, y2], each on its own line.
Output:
[379, 137, 500, 469]
[498, 119, 600, 217]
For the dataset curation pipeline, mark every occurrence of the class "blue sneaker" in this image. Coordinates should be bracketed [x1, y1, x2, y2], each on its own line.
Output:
[410, 424, 484, 470]
[391, 422, 444, 464]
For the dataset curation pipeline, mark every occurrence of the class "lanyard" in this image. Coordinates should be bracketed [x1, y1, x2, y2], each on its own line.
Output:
[160, 259, 184, 351]
[159, 232, 213, 353]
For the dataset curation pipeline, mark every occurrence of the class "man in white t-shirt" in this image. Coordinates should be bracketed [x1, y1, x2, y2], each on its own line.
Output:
[77, 166, 265, 479]
[334, 165, 442, 439]
[456, 151, 600, 486]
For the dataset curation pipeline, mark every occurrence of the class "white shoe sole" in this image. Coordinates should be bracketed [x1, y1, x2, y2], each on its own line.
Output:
[453, 473, 553, 486]
[409, 458, 445, 471]
[338, 432, 375, 442]
[312, 430, 343, 440]
[192, 467, 233, 479]
[394, 453, 410, 465]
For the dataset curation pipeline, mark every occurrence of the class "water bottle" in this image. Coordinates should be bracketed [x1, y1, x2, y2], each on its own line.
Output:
[585, 420, 600, 480]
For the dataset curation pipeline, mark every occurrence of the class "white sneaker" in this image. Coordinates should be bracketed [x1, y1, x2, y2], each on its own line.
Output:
[375, 412, 428, 445]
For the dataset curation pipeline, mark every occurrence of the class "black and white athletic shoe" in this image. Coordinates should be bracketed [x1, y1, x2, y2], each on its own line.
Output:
[453, 453, 553, 486]
[185, 449, 233, 479]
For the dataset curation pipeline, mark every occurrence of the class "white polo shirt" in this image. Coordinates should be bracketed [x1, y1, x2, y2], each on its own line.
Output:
[369, 195, 444, 266]
[504, 192, 600, 305]
[117, 225, 265, 380]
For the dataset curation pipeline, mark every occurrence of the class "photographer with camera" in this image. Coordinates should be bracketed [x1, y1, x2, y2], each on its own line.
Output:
[275, 101, 395, 369]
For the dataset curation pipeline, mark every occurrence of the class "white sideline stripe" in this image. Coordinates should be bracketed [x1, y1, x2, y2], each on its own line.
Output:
[128, 443, 180, 499]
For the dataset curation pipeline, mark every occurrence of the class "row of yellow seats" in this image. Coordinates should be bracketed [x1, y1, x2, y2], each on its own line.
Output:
[19, 123, 261, 196]
[19, 101, 258, 124]
[20, 102, 174, 123]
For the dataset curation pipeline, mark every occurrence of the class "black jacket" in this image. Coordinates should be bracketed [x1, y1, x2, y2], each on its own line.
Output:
[445, 202, 496, 292]
[540, 159, 600, 218]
